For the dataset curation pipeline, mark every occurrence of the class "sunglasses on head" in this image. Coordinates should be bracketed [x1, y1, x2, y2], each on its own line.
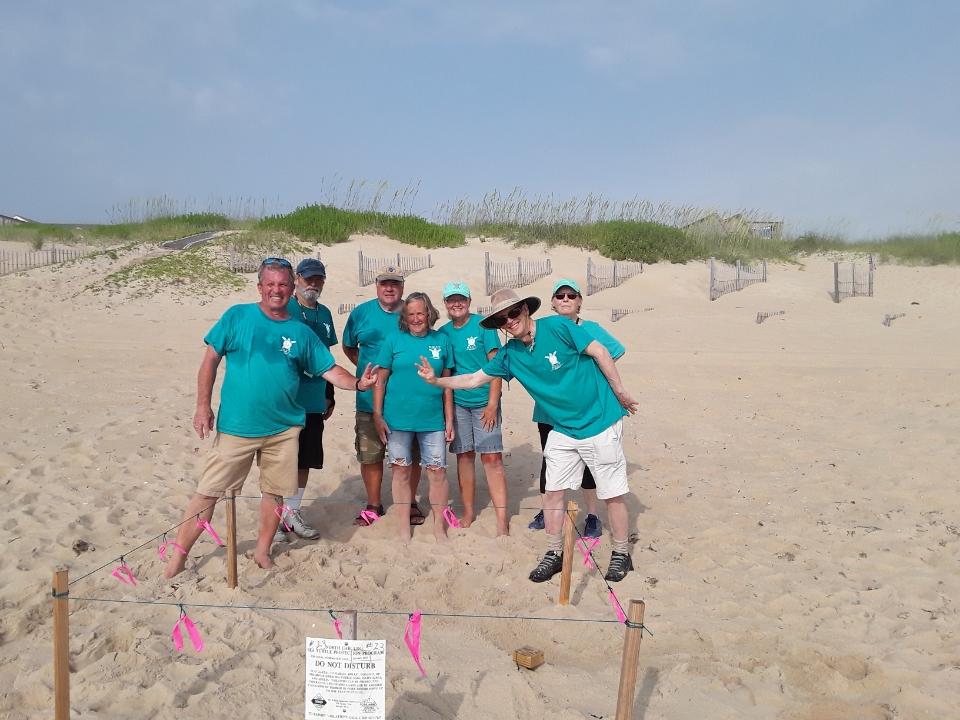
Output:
[260, 257, 292, 269]
[554, 292, 580, 300]
[488, 303, 525, 328]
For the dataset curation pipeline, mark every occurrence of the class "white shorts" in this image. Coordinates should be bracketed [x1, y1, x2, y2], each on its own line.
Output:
[543, 420, 628, 500]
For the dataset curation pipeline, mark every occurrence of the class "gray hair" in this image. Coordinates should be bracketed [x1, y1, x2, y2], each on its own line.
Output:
[398, 291, 440, 333]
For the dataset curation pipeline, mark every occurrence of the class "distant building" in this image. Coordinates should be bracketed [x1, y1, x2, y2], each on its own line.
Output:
[684, 213, 783, 241]
[0, 214, 35, 226]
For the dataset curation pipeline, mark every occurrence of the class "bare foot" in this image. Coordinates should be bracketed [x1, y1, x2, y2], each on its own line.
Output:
[461, 510, 474, 528]
[163, 554, 188, 579]
[253, 551, 274, 570]
[434, 527, 449, 542]
[496, 525, 510, 537]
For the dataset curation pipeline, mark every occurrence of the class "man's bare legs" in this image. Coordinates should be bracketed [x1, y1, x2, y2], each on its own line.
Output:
[542, 489, 566, 535]
[480, 452, 509, 535]
[256, 492, 284, 568]
[163, 493, 217, 578]
[582, 487, 599, 517]
[603, 494, 629, 544]
[361, 462, 384, 509]
[426, 466, 449, 542]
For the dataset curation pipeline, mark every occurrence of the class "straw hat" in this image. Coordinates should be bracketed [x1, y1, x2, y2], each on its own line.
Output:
[479, 288, 541, 329]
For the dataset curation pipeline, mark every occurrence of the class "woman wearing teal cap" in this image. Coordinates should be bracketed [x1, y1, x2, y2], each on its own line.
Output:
[528, 278, 626, 539]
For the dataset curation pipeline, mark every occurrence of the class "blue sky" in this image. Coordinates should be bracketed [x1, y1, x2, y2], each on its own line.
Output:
[2, 1, 957, 238]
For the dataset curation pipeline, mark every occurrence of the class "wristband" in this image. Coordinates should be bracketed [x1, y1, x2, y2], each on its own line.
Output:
[355, 378, 361, 391]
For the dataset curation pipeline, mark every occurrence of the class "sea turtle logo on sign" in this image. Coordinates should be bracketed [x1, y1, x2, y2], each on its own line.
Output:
[281, 337, 297, 356]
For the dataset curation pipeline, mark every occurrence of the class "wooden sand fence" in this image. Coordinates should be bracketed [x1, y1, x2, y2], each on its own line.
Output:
[709, 257, 767, 300]
[50, 496, 648, 719]
[484, 252, 552, 296]
[0, 247, 88, 276]
[833, 255, 875, 303]
[586, 258, 643, 295]
[358, 250, 433, 286]
[226, 247, 322, 274]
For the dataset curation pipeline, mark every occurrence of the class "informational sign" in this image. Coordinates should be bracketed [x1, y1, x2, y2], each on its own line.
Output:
[305, 637, 386, 719]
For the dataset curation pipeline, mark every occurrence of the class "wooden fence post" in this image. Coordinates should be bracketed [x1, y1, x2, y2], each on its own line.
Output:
[53, 567, 70, 720]
[709, 257, 715, 300]
[225, 490, 238, 589]
[833, 262, 840, 303]
[558, 501, 578, 606]
[868, 255, 874, 297]
[342, 611, 358, 640]
[614, 600, 646, 720]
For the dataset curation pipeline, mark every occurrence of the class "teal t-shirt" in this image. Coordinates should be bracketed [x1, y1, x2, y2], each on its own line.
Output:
[483, 315, 627, 439]
[375, 329, 453, 432]
[204, 303, 336, 437]
[287, 297, 338, 414]
[532, 317, 626, 424]
[342, 299, 402, 413]
[438, 314, 502, 409]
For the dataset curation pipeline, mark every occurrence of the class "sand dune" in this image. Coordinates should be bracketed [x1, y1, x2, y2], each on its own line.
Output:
[1, 236, 957, 719]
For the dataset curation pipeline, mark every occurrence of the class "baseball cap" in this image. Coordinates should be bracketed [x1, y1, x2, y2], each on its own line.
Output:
[375, 265, 404, 283]
[551, 278, 582, 296]
[296, 258, 326, 278]
[442, 281, 471, 299]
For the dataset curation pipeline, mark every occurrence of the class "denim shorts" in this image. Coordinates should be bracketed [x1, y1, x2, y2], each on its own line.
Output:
[386, 430, 447, 468]
[449, 405, 503, 455]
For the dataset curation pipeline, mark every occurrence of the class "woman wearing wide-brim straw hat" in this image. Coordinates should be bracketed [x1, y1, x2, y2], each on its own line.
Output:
[416, 287, 640, 583]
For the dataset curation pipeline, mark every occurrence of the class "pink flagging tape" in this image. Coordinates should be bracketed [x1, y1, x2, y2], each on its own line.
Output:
[441, 507, 461, 528]
[158, 540, 187, 561]
[111, 560, 138, 586]
[196, 517, 223, 546]
[403, 612, 427, 677]
[329, 611, 343, 640]
[358, 509, 380, 525]
[274, 504, 293, 531]
[171, 610, 204, 653]
[577, 537, 601, 568]
[608, 590, 627, 624]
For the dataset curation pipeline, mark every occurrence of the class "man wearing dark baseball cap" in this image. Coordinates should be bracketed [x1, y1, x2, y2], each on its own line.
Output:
[273, 257, 338, 543]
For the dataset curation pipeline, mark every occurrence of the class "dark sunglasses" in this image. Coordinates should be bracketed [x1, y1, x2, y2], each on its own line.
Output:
[488, 303, 525, 328]
[554, 292, 580, 300]
[260, 257, 292, 269]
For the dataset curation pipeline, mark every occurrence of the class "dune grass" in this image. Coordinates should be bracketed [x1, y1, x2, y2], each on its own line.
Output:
[100, 247, 245, 294]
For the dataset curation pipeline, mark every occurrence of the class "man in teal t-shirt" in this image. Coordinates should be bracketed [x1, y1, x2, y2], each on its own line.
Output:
[163, 259, 377, 579]
[272, 257, 339, 543]
[415, 288, 639, 584]
[342, 265, 422, 525]
[438, 281, 509, 535]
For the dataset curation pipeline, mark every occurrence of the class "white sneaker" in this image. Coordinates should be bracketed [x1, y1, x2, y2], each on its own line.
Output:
[287, 509, 321, 540]
[273, 526, 291, 544]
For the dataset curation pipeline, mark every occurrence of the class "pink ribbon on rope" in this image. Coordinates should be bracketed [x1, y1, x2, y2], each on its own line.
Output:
[111, 559, 138, 586]
[358, 509, 380, 525]
[196, 517, 223, 546]
[608, 590, 627, 624]
[576, 537, 601, 569]
[158, 539, 187, 561]
[329, 611, 343, 640]
[274, 504, 294, 531]
[403, 612, 427, 677]
[171, 608, 204, 653]
[441, 507, 461, 528]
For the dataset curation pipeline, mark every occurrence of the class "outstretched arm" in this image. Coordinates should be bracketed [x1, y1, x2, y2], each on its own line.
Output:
[322, 362, 379, 391]
[416, 356, 492, 390]
[584, 340, 638, 414]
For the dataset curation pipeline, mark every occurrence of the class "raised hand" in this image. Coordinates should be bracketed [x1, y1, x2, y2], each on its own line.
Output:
[358, 363, 379, 392]
[416, 356, 437, 384]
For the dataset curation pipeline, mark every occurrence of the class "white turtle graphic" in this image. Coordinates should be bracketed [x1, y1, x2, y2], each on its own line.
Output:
[545, 351, 561, 370]
[281, 336, 297, 355]
[428, 345, 442, 360]
[323, 322, 332, 337]
[466, 336, 478, 351]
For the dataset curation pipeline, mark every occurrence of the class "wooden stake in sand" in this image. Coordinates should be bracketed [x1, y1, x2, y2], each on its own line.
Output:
[52, 567, 70, 720]
[558, 501, 578, 606]
[225, 490, 238, 589]
[342, 611, 358, 640]
[614, 599, 646, 720]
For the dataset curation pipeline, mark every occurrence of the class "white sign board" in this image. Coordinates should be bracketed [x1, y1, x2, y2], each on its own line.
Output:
[305, 637, 386, 719]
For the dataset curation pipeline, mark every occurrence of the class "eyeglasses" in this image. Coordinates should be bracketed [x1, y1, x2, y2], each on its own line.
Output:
[260, 257, 292, 269]
[488, 303, 525, 328]
[554, 292, 580, 300]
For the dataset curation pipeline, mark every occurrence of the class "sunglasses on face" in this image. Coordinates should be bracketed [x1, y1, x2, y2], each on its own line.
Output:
[260, 257, 292, 270]
[488, 303, 525, 328]
[554, 292, 580, 300]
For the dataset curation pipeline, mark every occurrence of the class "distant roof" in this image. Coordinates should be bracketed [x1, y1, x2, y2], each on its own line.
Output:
[0, 214, 35, 223]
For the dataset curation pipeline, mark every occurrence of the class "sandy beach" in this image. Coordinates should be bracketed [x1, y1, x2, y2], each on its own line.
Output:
[1, 236, 957, 719]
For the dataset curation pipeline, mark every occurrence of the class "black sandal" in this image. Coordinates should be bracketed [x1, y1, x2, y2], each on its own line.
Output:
[409, 502, 426, 526]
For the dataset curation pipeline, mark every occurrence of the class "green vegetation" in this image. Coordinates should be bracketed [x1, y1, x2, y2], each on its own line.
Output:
[787, 231, 960, 265]
[0, 213, 232, 248]
[258, 204, 464, 248]
[100, 248, 245, 294]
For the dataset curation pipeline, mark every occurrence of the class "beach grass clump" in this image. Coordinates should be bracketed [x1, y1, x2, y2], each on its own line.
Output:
[101, 248, 245, 295]
[259, 204, 464, 248]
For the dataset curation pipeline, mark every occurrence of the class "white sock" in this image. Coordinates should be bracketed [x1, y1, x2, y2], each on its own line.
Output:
[287, 487, 305, 511]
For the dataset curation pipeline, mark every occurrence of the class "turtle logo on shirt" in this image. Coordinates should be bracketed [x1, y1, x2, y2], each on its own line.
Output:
[466, 336, 478, 351]
[545, 351, 562, 370]
[428, 345, 442, 359]
[323, 322, 332, 337]
[281, 336, 297, 355]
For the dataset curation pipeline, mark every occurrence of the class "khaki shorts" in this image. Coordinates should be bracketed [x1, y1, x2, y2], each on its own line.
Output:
[543, 420, 628, 500]
[196, 426, 301, 498]
[355, 411, 420, 465]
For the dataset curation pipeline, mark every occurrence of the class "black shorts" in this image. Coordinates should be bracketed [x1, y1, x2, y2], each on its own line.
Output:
[298, 413, 326, 470]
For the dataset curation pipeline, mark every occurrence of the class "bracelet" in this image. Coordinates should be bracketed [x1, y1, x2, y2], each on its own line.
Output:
[355, 378, 361, 391]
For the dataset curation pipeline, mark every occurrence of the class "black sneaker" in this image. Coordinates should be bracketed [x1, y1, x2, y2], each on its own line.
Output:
[583, 513, 602, 538]
[604, 551, 633, 582]
[527, 510, 545, 530]
[528, 551, 564, 583]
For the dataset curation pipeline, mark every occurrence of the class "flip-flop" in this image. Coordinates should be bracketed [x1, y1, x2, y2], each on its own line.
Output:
[353, 505, 384, 526]
[409, 503, 426, 526]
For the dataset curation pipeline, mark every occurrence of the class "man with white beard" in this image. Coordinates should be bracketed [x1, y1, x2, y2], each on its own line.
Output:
[274, 258, 338, 542]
